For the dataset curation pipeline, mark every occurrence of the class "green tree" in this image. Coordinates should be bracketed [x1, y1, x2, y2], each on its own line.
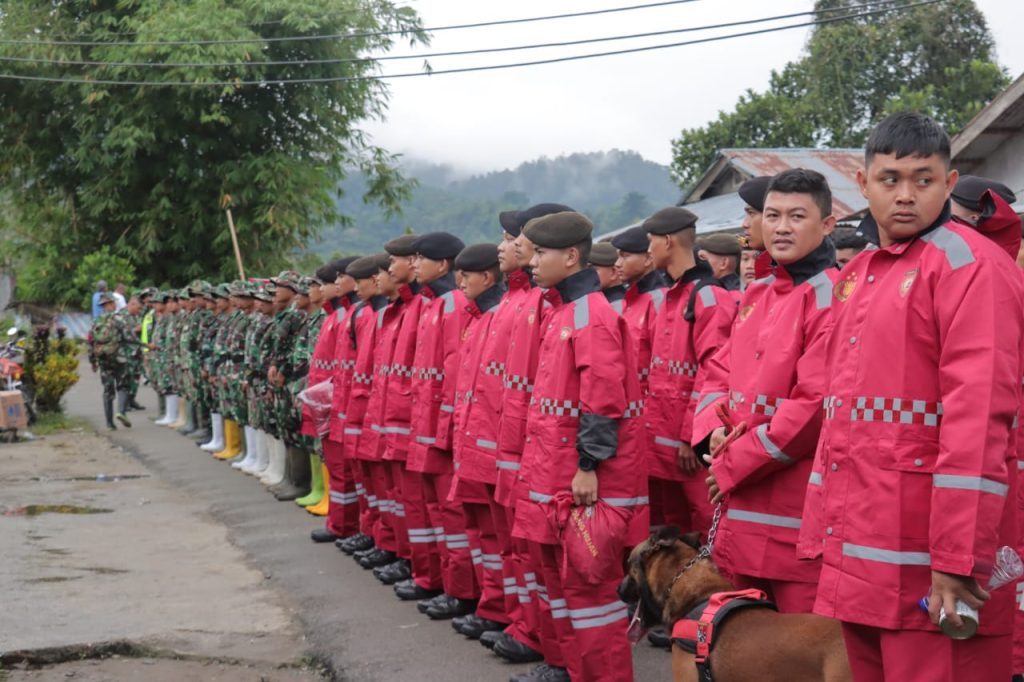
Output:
[670, 0, 1009, 187]
[0, 0, 423, 300]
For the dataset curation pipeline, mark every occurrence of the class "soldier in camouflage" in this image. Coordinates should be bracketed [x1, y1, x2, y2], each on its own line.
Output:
[88, 293, 141, 430]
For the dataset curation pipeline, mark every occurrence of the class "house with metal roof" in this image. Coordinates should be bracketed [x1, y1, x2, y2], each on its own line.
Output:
[597, 148, 866, 240]
[951, 71, 1024, 214]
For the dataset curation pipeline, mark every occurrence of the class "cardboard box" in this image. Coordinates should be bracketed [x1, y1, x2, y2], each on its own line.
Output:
[0, 390, 28, 430]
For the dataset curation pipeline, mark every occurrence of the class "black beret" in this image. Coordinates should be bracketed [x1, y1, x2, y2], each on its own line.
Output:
[331, 256, 360, 279]
[738, 176, 773, 212]
[499, 210, 521, 235]
[454, 243, 500, 272]
[412, 232, 465, 260]
[346, 256, 379, 280]
[589, 242, 619, 267]
[384, 235, 418, 257]
[610, 225, 650, 254]
[373, 252, 392, 271]
[698, 233, 742, 257]
[952, 175, 1017, 212]
[509, 203, 574, 237]
[642, 207, 698, 235]
[523, 211, 593, 249]
[314, 263, 336, 284]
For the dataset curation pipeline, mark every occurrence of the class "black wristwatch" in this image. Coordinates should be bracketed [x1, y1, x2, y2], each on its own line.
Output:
[577, 454, 599, 472]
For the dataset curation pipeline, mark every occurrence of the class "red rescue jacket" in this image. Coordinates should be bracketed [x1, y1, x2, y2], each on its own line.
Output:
[326, 300, 362, 445]
[381, 283, 424, 461]
[800, 209, 1024, 633]
[621, 269, 669, 396]
[511, 269, 648, 546]
[361, 296, 407, 462]
[300, 296, 346, 437]
[340, 297, 386, 460]
[693, 245, 838, 582]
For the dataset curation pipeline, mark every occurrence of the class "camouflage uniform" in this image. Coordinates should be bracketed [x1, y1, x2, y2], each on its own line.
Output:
[89, 306, 141, 425]
[244, 293, 277, 434]
[263, 301, 308, 445]
[117, 308, 144, 397]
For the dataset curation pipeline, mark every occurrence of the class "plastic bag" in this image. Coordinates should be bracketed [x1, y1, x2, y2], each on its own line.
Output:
[298, 379, 334, 437]
[551, 492, 631, 585]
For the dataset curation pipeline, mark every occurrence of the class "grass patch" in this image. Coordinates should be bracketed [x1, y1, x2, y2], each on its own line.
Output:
[31, 412, 91, 436]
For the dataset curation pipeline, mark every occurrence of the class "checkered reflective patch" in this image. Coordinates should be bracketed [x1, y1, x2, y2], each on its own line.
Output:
[668, 360, 698, 377]
[390, 363, 413, 378]
[484, 361, 506, 376]
[850, 397, 943, 427]
[638, 367, 650, 382]
[504, 374, 534, 393]
[339, 359, 356, 371]
[823, 395, 838, 420]
[729, 391, 743, 411]
[417, 367, 444, 381]
[752, 394, 785, 416]
[623, 400, 645, 419]
[538, 398, 582, 417]
[353, 372, 373, 385]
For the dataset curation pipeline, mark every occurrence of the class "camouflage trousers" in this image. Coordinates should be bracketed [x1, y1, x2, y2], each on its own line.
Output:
[98, 361, 132, 401]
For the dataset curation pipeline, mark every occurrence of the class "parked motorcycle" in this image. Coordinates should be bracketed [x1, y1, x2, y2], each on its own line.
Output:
[1, 327, 36, 431]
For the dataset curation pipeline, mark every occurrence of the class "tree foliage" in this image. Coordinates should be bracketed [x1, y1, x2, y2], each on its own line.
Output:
[670, 0, 1009, 187]
[0, 0, 423, 303]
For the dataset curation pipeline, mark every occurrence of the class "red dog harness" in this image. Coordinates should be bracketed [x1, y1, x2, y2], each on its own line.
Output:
[671, 589, 777, 682]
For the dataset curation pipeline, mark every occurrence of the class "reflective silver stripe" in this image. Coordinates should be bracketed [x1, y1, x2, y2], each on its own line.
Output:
[573, 295, 591, 330]
[808, 471, 823, 486]
[407, 528, 438, 536]
[649, 288, 666, 311]
[408, 535, 438, 543]
[698, 285, 717, 307]
[336, 412, 347, 420]
[1018, 460, 1024, 471]
[568, 601, 630, 629]
[572, 607, 629, 629]
[496, 460, 521, 470]
[569, 600, 628, 619]
[440, 404, 455, 413]
[344, 427, 362, 435]
[755, 423, 793, 464]
[476, 438, 498, 450]
[370, 424, 384, 433]
[529, 490, 553, 503]
[384, 426, 411, 435]
[726, 508, 801, 529]
[654, 436, 682, 449]
[933, 474, 1008, 497]
[842, 543, 930, 566]
[610, 299, 624, 315]
[920, 225, 976, 271]
[415, 436, 436, 445]
[549, 598, 570, 619]
[602, 496, 649, 507]
[695, 392, 726, 415]
[441, 290, 457, 313]
[807, 270, 834, 310]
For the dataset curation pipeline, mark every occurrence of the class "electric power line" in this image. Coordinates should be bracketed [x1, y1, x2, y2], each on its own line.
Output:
[0, 0, 704, 47]
[0, 1, 915, 70]
[0, 0, 945, 88]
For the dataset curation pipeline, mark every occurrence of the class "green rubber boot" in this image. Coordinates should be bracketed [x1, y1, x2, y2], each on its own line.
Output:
[294, 454, 325, 508]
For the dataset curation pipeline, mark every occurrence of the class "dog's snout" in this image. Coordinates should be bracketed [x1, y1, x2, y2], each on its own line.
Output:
[617, 574, 636, 603]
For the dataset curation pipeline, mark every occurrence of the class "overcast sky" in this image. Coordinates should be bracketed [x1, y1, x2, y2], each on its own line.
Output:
[362, 0, 1024, 174]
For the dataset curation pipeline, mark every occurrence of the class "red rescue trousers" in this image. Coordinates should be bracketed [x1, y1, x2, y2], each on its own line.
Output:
[402, 467, 443, 591]
[323, 438, 359, 538]
[461, 493, 508, 623]
[648, 475, 714, 541]
[424, 471, 477, 601]
[841, 622, 1011, 682]
[366, 461, 397, 553]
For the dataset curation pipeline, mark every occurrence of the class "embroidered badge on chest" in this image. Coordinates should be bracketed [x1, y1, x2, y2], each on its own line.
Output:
[738, 304, 755, 322]
[899, 269, 918, 298]
[560, 326, 572, 341]
[834, 272, 858, 302]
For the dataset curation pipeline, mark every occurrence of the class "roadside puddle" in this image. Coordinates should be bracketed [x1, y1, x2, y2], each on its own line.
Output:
[2, 505, 114, 517]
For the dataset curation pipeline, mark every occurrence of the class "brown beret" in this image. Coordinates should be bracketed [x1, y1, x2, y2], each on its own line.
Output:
[384, 235, 418, 257]
[454, 243, 500, 272]
[698, 233, 742, 257]
[522, 211, 593, 249]
[642, 207, 698, 235]
[346, 256, 379, 280]
[372, 252, 392, 271]
[589, 242, 619, 267]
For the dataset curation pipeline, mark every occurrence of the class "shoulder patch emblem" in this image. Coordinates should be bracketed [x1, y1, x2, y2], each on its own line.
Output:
[559, 326, 572, 341]
[834, 272, 858, 302]
[899, 269, 918, 298]
[738, 304, 755, 322]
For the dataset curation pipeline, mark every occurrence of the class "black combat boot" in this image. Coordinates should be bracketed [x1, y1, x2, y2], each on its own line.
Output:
[115, 391, 132, 428]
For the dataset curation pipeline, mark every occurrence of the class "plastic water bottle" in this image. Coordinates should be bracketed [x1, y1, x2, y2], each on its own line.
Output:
[920, 546, 1023, 639]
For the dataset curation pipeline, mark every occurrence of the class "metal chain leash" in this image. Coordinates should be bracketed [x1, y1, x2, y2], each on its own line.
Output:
[665, 501, 724, 599]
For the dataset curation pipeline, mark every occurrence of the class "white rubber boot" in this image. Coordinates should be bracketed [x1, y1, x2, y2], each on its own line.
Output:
[155, 395, 179, 425]
[259, 436, 287, 486]
[232, 426, 258, 469]
[168, 399, 189, 429]
[201, 413, 226, 452]
[243, 430, 271, 475]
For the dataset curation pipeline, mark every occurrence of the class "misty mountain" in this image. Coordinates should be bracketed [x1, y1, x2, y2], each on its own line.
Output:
[309, 150, 681, 257]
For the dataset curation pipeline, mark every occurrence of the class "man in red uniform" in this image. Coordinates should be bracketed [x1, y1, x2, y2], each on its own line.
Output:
[800, 112, 1024, 681]
[512, 211, 647, 682]
[449, 243, 510, 639]
[694, 168, 839, 613]
[403, 232, 478, 619]
[302, 258, 359, 542]
[588, 242, 626, 310]
[643, 208, 735, 537]
[484, 204, 572, 669]
[611, 225, 669, 396]
[950, 175, 1024, 681]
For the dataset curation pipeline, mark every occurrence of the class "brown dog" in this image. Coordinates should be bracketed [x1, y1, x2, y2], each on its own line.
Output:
[619, 527, 851, 682]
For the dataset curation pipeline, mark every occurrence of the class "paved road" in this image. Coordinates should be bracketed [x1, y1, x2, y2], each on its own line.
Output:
[56, 369, 670, 681]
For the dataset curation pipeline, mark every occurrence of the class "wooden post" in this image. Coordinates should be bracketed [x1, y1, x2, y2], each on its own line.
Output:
[224, 208, 246, 280]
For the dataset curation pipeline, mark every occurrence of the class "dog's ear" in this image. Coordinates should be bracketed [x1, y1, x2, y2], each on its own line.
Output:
[679, 531, 702, 549]
[652, 525, 682, 549]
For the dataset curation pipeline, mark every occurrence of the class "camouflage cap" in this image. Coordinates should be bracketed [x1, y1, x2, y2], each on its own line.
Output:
[271, 270, 303, 292]
[253, 285, 275, 303]
[212, 283, 231, 299]
[299, 276, 318, 292]
[98, 292, 116, 306]
[177, 287, 192, 301]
